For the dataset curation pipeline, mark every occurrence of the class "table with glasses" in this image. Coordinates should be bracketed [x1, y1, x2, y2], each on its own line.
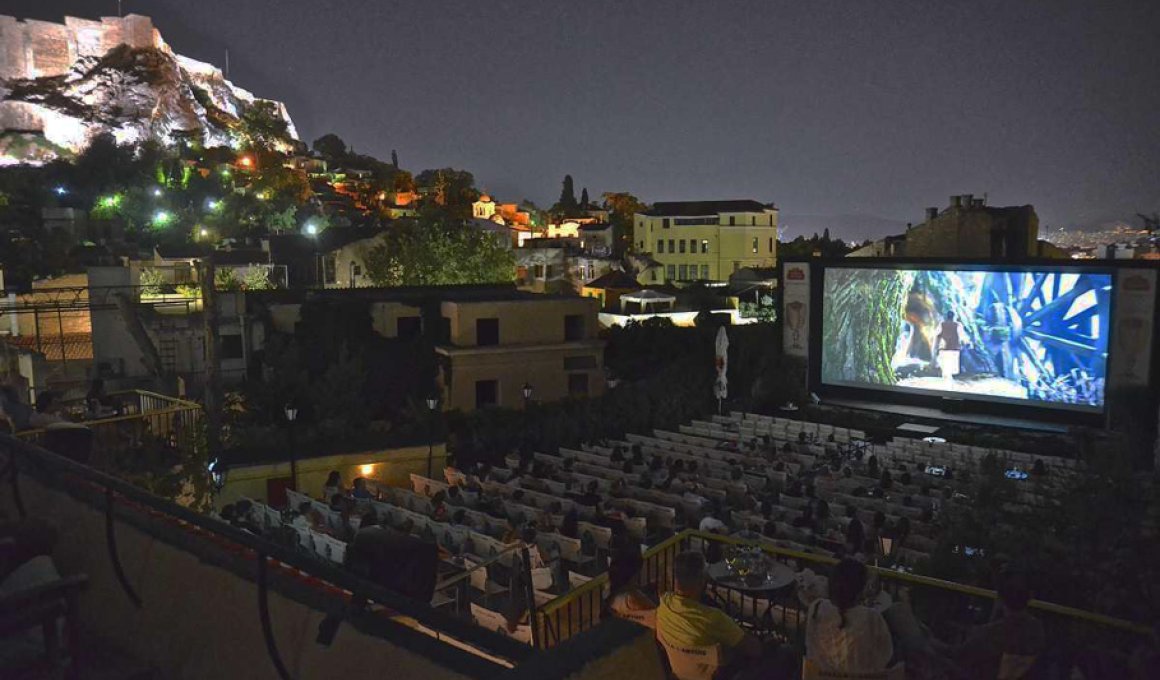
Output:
[706, 546, 798, 638]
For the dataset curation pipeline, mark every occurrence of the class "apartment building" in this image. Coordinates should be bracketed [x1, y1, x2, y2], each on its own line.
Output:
[435, 293, 604, 411]
[632, 200, 778, 283]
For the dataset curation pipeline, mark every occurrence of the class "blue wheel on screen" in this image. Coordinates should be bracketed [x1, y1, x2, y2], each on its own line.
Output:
[977, 271, 1111, 405]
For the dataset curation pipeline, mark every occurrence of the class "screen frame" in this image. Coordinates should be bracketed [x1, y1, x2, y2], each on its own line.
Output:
[809, 258, 1119, 425]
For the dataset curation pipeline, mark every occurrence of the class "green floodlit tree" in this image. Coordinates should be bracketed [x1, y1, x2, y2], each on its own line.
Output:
[362, 219, 515, 287]
[242, 266, 275, 290]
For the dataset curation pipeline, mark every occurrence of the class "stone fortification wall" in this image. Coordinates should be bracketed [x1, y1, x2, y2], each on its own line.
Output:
[0, 14, 161, 81]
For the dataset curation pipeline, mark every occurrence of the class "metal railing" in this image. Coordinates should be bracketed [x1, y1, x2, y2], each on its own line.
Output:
[0, 433, 533, 676]
[534, 529, 1152, 660]
[16, 390, 202, 463]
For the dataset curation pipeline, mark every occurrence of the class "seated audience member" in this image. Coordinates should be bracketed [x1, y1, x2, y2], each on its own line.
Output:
[938, 568, 1045, 678]
[351, 477, 374, 500]
[322, 471, 344, 501]
[659, 551, 787, 678]
[698, 506, 727, 534]
[578, 480, 602, 507]
[559, 508, 579, 539]
[606, 545, 655, 616]
[429, 491, 448, 522]
[805, 558, 893, 672]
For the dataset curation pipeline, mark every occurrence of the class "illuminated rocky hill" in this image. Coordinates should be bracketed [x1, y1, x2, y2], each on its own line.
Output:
[0, 13, 297, 165]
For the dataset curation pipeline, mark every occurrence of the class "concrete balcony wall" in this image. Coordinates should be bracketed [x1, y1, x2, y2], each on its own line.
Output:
[0, 467, 496, 680]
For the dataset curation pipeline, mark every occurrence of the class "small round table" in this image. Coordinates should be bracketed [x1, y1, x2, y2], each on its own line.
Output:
[706, 560, 797, 637]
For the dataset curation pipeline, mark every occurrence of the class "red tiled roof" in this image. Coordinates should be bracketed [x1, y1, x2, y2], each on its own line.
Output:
[3, 333, 94, 362]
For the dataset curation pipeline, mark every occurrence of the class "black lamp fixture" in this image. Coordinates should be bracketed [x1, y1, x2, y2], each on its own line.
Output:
[522, 382, 534, 402]
[426, 395, 438, 411]
[284, 403, 299, 490]
[284, 404, 298, 422]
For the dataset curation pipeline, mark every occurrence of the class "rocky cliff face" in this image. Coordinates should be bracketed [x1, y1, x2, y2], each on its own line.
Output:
[0, 14, 297, 165]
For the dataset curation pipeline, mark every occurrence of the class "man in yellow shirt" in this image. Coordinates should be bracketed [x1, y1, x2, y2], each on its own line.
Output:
[658, 551, 792, 678]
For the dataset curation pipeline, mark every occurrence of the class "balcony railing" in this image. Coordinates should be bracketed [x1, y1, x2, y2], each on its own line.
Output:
[16, 390, 202, 463]
[0, 433, 533, 678]
[535, 529, 1151, 667]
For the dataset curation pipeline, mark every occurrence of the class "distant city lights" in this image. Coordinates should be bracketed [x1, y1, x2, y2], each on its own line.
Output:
[238, 155, 254, 168]
[98, 195, 121, 209]
[153, 210, 172, 226]
[54, 186, 67, 195]
[198, 227, 209, 238]
[152, 187, 163, 197]
[206, 199, 221, 211]
[305, 221, 318, 235]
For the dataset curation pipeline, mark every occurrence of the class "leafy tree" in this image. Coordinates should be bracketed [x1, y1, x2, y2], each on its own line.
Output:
[139, 268, 166, 296]
[415, 168, 477, 218]
[363, 218, 514, 287]
[214, 267, 243, 291]
[391, 149, 399, 167]
[312, 133, 347, 159]
[778, 233, 856, 259]
[239, 100, 291, 151]
[602, 191, 647, 256]
[580, 187, 590, 208]
[243, 266, 275, 290]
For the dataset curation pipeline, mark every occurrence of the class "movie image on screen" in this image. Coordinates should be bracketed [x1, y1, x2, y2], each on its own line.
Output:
[821, 267, 1112, 410]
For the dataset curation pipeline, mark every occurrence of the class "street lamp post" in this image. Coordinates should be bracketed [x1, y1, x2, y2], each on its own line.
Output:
[522, 382, 533, 408]
[284, 404, 299, 490]
[426, 395, 438, 478]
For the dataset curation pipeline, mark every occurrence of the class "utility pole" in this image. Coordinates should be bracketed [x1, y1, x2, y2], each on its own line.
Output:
[200, 256, 222, 462]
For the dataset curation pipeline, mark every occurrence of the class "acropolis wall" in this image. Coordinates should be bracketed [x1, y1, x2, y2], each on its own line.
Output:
[0, 14, 163, 81]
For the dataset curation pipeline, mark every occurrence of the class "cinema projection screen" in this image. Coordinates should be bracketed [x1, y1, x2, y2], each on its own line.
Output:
[820, 266, 1114, 412]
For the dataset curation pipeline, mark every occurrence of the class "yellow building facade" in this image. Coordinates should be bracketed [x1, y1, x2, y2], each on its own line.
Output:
[632, 200, 778, 283]
[436, 295, 604, 411]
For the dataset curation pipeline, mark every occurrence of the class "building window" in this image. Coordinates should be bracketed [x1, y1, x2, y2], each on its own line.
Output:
[663, 218, 671, 229]
[651, 269, 658, 282]
[568, 373, 590, 397]
[533, 264, 544, 278]
[701, 264, 710, 279]
[678, 264, 688, 280]
[221, 334, 244, 360]
[752, 237, 759, 254]
[769, 237, 774, 252]
[751, 216, 756, 226]
[564, 314, 584, 341]
[729, 216, 735, 226]
[666, 265, 676, 280]
[476, 318, 499, 346]
[397, 316, 422, 339]
[667, 239, 675, 253]
[701, 239, 709, 253]
[678, 240, 686, 254]
[544, 264, 555, 279]
[475, 380, 498, 409]
[656, 240, 664, 253]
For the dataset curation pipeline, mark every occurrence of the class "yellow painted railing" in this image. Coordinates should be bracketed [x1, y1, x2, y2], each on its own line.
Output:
[534, 529, 1151, 650]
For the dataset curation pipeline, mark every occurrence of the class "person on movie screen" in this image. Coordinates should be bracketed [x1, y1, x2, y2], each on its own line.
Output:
[935, 311, 969, 380]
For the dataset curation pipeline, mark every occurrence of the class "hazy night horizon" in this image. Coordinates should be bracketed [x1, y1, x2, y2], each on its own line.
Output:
[6, 0, 1160, 238]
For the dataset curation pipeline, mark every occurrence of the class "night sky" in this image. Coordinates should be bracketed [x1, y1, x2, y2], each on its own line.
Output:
[7, 1, 1160, 238]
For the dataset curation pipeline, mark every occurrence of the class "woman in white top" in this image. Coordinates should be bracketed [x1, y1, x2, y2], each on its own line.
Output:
[805, 558, 893, 672]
